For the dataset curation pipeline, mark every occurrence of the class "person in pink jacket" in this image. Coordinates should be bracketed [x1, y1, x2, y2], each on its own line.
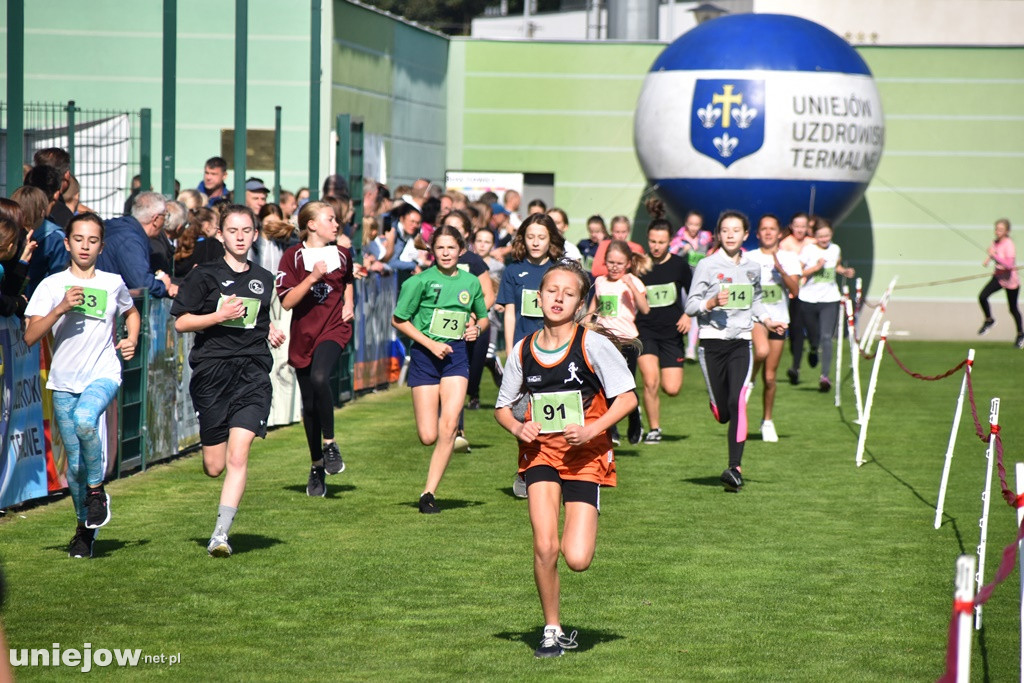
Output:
[978, 218, 1023, 348]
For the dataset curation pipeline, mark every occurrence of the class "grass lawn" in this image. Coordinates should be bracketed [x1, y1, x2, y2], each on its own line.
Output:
[2, 340, 1023, 681]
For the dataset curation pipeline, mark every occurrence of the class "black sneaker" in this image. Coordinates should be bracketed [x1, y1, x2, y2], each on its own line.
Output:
[808, 349, 819, 368]
[721, 467, 743, 492]
[467, 397, 480, 410]
[627, 410, 643, 445]
[534, 627, 563, 658]
[978, 319, 996, 336]
[306, 465, 326, 497]
[644, 428, 662, 444]
[609, 425, 621, 447]
[68, 525, 95, 558]
[818, 375, 831, 393]
[418, 492, 440, 514]
[85, 486, 111, 529]
[786, 367, 799, 385]
[1016, 334, 1024, 349]
[323, 443, 345, 475]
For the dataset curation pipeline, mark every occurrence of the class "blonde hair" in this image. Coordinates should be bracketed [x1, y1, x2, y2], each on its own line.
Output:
[605, 239, 651, 276]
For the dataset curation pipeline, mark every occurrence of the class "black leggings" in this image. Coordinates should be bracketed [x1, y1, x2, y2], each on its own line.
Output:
[295, 340, 343, 461]
[979, 278, 1023, 335]
[801, 301, 841, 381]
[466, 337, 489, 399]
[788, 297, 805, 368]
[698, 339, 752, 469]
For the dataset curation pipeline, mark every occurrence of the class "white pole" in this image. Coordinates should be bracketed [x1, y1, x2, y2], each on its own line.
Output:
[934, 349, 975, 529]
[855, 277, 863, 309]
[955, 554, 977, 683]
[1016, 462, 1024, 683]
[975, 397, 1001, 630]
[862, 276, 899, 356]
[835, 290, 846, 407]
[846, 298, 864, 423]
[855, 321, 889, 467]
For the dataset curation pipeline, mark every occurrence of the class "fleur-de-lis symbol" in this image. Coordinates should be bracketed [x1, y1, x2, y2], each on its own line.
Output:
[731, 103, 758, 129]
[714, 133, 738, 157]
[697, 103, 721, 128]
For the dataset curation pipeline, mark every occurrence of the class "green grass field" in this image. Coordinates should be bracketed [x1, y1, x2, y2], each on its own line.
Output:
[2, 340, 1023, 681]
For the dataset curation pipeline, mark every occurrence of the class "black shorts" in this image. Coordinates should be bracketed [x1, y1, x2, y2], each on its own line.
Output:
[523, 465, 600, 510]
[638, 334, 685, 368]
[190, 357, 272, 446]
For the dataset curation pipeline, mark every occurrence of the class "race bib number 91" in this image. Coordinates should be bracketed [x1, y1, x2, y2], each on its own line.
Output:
[429, 309, 467, 339]
[531, 390, 585, 434]
[721, 284, 753, 310]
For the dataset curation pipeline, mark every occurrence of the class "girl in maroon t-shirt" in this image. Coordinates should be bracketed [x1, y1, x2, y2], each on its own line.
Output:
[277, 201, 355, 497]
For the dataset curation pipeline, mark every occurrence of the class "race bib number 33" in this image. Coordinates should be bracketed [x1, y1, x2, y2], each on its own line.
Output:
[429, 309, 468, 339]
[531, 390, 584, 434]
[66, 286, 108, 319]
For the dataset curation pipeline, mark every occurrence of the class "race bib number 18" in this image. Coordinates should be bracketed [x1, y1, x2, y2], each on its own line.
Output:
[597, 295, 619, 317]
[531, 390, 585, 434]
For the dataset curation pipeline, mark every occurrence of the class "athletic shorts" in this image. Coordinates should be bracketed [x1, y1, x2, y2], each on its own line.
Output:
[755, 320, 787, 341]
[407, 340, 470, 387]
[638, 334, 685, 368]
[190, 357, 272, 446]
[523, 465, 600, 510]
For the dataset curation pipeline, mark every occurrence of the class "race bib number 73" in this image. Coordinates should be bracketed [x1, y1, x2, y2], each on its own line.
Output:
[429, 309, 467, 339]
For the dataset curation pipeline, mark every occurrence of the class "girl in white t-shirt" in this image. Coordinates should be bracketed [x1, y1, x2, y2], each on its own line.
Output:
[795, 218, 855, 392]
[746, 215, 801, 442]
[588, 240, 650, 445]
[24, 213, 140, 559]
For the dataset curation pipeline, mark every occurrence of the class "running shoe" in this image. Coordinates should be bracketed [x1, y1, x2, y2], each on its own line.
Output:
[978, 319, 996, 335]
[627, 410, 644, 445]
[306, 465, 326, 497]
[68, 525, 95, 559]
[207, 529, 232, 558]
[1016, 334, 1024, 349]
[787, 367, 799, 385]
[808, 349, 819, 368]
[761, 420, 779, 443]
[819, 375, 831, 393]
[534, 627, 578, 658]
[419, 492, 440, 514]
[609, 426, 621, 447]
[85, 486, 111, 529]
[644, 428, 662, 444]
[454, 433, 471, 453]
[721, 467, 743, 492]
[512, 474, 528, 499]
[323, 442, 345, 475]
[685, 349, 697, 363]
[467, 397, 480, 410]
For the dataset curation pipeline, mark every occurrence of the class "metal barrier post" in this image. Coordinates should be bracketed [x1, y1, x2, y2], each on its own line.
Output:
[349, 119, 364, 248]
[274, 105, 282, 200]
[117, 290, 150, 474]
[140, 108, 153, 192]
[66, 100, 76, 175]
[308, 0, 322, 199]
[5, 0, 25, 195]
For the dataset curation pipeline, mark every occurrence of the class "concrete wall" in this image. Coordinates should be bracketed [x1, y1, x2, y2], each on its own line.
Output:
[332, 1, 448, 188]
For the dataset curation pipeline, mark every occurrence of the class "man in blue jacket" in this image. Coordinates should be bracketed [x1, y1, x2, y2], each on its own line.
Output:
[98, 192, 175, 298]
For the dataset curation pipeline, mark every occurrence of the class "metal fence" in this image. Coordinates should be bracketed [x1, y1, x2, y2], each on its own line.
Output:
[1, 100, 150, 217]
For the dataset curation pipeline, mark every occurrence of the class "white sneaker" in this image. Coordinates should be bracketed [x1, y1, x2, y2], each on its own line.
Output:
[454, 435, 471, 453]
[207, 529, 232, 557]
[761, 420, 779, 443]
[512, 474, 528, 499]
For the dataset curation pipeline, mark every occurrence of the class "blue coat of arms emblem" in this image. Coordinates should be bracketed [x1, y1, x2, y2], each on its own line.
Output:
[690, 79, 765, 168]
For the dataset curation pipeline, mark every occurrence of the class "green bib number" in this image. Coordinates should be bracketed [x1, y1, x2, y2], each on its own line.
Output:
[217, 295, 261, 329]
[597, 295, 619, 317]
[761, 284, 784, 305]
[520, 289, 542, 318]
[582, 256, 595, 272]
[687, 250, 706, 268]
[813, 267, 836, 284]
[457, 263, 470, 273]
[531, 390, 585, 434]
[722, 284, 753, 310]
[429, 309, 467, 340]
[646, 283, 677, 308]
[66, 286, 108, 319]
